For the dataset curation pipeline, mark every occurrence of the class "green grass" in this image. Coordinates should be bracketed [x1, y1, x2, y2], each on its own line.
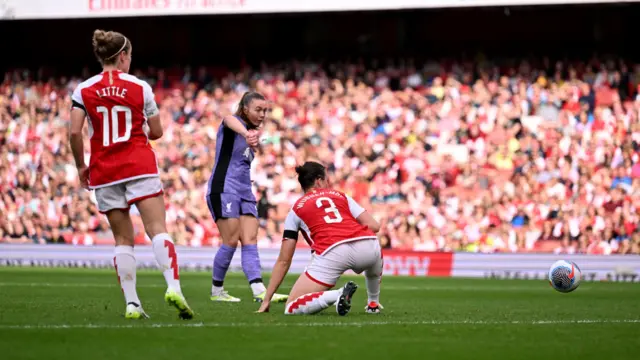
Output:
[1, 268, 639, 360]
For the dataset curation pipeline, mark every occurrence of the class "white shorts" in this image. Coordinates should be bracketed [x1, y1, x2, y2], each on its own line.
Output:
[94, 177, 164, 214]
[305, 238, 383, 287]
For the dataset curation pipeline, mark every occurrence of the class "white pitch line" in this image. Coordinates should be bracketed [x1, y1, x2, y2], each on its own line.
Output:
[1, 319, 639, 330]
[0, 282, 164, 288]
[0, 282, 555, 292]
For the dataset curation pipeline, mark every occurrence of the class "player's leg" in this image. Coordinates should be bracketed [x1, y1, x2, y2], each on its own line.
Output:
[352, 239, 384, 313]
[135, 194, 181, 289]
[237, 215, 266, 296]
[106, 210, 149, 319]
[285, 274, 358, 316]
[96, 185, 147, 319]
[363, 260, 384, 313]
[238, 200, 288, 303]
[208, 192, 241, 302]
[284, 247, 356, 316]
[131, 178, 193, 319]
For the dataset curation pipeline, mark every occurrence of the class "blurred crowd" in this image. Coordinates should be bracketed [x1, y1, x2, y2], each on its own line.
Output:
[2, 56, 640, 255]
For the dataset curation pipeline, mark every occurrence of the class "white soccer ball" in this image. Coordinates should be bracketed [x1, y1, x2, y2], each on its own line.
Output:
[548, 260, 581, 293]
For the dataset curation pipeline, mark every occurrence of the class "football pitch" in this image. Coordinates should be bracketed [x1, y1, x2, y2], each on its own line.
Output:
[1, 268, 639, 360]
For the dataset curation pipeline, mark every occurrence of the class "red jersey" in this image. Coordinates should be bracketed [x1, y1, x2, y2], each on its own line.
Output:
[71, 70, 160, 189]
[283, 188, 376, 255]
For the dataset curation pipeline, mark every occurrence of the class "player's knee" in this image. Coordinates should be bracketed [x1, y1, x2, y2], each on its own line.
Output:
[216, 218, 242, 246]
[145, 223, 168, 240]
[219, 227, 240, 246]
[240, 236, 257, 245]
[239, 229, 257, 245]
[365, 268, 381, 279]
[239, 218, 258, 245]
[222, 237, 240, 247]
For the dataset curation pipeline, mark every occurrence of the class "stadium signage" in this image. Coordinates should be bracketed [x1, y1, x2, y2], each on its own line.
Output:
[485, 270, 640, 282]
[1, 0, 637, 20]
[0, 244, 640, 282]
[5, 245, 639, 282]
[454, 253, 640, 282]
[87, 0, 246, 12]
[0, 244, 314, 272]
[382, 251, 454, 277]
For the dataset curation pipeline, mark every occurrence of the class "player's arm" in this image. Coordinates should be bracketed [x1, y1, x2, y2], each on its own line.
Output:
[69, 108, 86, 168]
[346, 195, 380, 233]
[259, 211, 300, 308]
[261, 238, 297, 307]
[223, 115, 250, 137]
[146, 115, 163, 140]
[70, 93, 90, 189]
[143, 81, 163, 140]
[223, 115, 259, 147]
[69, 90, 87, 169]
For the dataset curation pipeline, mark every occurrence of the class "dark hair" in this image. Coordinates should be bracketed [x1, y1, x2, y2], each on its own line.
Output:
[295, 161, 326, 191]
[92, 29, 131, 65]
[235, 91, 266, 122]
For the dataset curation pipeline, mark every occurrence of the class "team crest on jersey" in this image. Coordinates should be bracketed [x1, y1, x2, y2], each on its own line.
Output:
[243, 147, 254, 161]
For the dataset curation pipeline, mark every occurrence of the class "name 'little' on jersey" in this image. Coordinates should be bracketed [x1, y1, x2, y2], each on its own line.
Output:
[283, 189, 377, 255]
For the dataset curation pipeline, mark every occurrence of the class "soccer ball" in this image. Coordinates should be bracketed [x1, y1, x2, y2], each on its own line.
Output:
[548, 260, 581, 293]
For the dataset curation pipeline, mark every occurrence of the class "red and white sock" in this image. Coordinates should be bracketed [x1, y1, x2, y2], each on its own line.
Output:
[284, 289, 342, 315]
[152, 233, 182, 293]
[114, 245, 141, 305]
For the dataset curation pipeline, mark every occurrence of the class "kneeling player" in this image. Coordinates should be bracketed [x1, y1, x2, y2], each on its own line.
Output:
[257, 162, 383, 315]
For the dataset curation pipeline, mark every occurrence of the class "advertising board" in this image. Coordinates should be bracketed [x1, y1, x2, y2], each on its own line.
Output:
[2, 0, 636, 20]
[3, 245, 639, 282]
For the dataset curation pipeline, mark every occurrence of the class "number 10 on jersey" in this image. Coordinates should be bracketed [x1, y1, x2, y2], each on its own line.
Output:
[97, 105, 132, 146]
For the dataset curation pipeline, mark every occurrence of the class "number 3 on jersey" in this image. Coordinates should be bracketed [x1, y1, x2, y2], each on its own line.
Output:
[316, 197, 343, 224]
[96, 105, 132, 146]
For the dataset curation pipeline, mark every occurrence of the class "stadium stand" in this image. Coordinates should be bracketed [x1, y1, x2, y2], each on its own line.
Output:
[2, 56, 640, 255]
[1, 3, 639, 255]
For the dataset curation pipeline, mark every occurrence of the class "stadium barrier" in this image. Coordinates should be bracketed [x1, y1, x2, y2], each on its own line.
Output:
[2, 0, 631, 20]
[1, 244, 640, 282]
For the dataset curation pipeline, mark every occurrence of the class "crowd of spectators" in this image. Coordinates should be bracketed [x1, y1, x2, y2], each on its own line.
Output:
[2, 56, 640, 255]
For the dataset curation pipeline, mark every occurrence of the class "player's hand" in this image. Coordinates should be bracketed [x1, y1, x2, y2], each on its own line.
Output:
[246, 129, 260, 148]
[256, 302, 270, 313]
[77, 166, 89, 190]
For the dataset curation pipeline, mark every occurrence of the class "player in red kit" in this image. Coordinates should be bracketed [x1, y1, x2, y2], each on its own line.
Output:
[69, 29, 193, 320]
[257, 161, 384, 315]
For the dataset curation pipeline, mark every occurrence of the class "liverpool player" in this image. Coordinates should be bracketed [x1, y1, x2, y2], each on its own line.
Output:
[69, 29, 193, 320]
[257, 161, 384, 315]
[206, 91, 288, 303]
